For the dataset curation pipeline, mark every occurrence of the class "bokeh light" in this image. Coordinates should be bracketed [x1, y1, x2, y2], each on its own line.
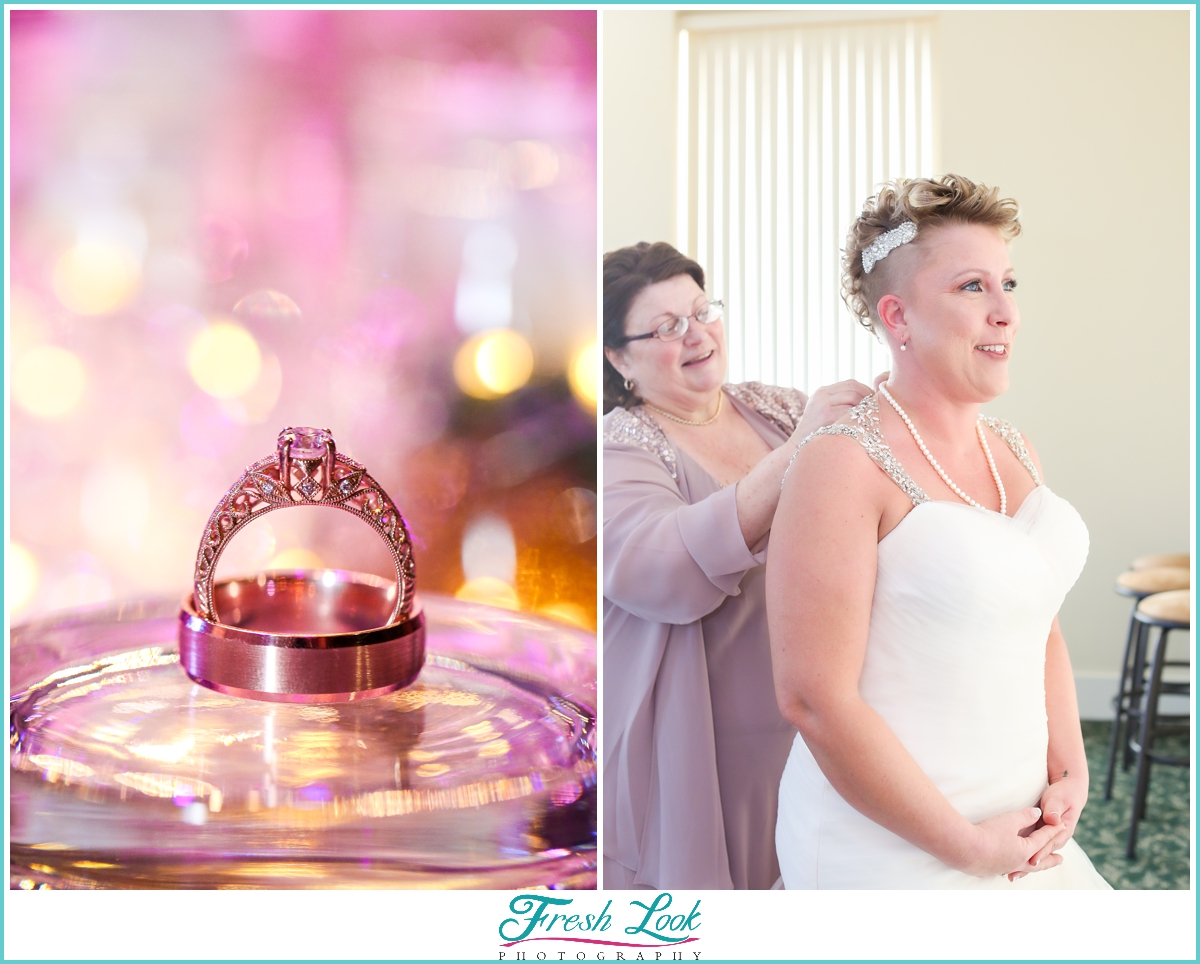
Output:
[454, 330, 534, 399]
[455, 223, 518, 334]
[8, 543, 39, 612]
[13, 346, 87, 419]
[232, 289, 302, 324]
[555, 487, 597, 543]
[77, 209, 148, 263]
[187, 321, 262, 399]
[476, 331, 535, 395]
[456, 576, 520, 610]
[503, 140, 560, 190]
[568, 341, 599, 410]
[51, 242, 141, 315]
[535, 601, 591, 630]
[269, 548, 324, 570]
[461, 514, 517, 585]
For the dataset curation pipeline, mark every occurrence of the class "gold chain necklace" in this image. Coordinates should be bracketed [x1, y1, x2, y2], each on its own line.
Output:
[644, 391, 723, 426]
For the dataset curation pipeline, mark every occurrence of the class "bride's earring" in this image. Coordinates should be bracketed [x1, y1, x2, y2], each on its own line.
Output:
[624, 377, 635, 391]
[899, 339, 907, 352]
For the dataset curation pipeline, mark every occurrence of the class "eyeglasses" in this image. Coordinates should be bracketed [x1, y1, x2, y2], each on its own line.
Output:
[618, 300, 724, 345]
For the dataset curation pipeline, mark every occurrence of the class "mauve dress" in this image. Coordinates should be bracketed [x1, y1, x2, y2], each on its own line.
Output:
[602, 382, 804, 890]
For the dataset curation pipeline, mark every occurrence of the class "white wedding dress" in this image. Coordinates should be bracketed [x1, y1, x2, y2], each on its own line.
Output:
[776, 395, 1111, 889]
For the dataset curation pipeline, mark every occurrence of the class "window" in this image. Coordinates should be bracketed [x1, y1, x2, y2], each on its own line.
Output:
[680, 16, 936, 391]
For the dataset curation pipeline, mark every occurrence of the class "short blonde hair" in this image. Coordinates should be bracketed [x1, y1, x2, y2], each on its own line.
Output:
[842, 174, 1021, 333]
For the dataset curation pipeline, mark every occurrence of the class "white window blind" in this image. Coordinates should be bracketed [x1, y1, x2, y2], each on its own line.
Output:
[681, 19, 936, 392]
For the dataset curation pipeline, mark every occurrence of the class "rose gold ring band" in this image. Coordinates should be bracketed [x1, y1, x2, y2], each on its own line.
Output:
[179, 571, 425, 703]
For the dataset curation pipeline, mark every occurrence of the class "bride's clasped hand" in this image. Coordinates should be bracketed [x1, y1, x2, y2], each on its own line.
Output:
[963, 807, 1062, 879]
[1015, 767, 1091, 880]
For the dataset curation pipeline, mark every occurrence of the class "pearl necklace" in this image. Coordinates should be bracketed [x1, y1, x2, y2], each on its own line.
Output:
[877, 384, 1006, 515]
[644, 391, 723, 426]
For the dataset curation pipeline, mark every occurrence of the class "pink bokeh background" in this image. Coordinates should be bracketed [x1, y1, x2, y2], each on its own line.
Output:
[8, 10, 597, 628]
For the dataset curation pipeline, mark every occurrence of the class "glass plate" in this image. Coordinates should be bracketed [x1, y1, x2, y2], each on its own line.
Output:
[10, 594, 595, 889]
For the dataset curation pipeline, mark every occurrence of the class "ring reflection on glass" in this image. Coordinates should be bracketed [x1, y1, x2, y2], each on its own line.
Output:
[191, 426, 416, 626]
[179, 570, 426, 703]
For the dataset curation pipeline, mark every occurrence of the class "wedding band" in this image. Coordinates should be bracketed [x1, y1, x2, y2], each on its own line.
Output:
[192, 427, 416, 625]
[179, 570, 426, 702]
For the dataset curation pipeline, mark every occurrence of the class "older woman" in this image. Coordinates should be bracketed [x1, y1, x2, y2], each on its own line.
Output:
[602, 241, 875, 889]
[768, 175, 1110, 888]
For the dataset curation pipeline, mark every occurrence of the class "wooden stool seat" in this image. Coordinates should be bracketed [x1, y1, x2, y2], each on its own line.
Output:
[1136, 589, 1191, 627]
[1116, 567, 1190, 597]
[1132, 553, 1190, 571]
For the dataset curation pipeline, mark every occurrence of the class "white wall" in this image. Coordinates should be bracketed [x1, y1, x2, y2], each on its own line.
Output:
[602, 9, 1193, 709]
[603, 10, 679, 250]
[936, 10, 1192, 691]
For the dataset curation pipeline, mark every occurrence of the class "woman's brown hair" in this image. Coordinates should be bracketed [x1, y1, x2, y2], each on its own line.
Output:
[602, 242, 705, 412]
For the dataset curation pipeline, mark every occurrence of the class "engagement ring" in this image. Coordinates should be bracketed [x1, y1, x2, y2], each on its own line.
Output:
[192, 426, 416, 625]
[181, 427, 423, 702]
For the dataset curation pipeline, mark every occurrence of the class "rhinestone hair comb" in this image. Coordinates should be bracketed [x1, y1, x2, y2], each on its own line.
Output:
[861, 221, 918, 274]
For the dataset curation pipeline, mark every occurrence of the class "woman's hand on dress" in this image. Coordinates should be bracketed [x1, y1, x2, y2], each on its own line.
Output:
[790, 379, 874, 443]
[1016, 774, 1088, 876]
[1007, 779, 1083, 880]
[957, 806, 1065, 879]
[738, 378, 872, 548]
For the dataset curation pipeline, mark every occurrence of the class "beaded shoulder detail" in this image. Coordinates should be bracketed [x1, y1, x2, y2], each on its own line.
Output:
[724, 381, 806, 436]
[784, 393, 930, 507]
[604, 406, 677, 479]
[979, 416, 1042, 486]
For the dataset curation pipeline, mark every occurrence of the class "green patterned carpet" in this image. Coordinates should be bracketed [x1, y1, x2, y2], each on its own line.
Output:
[1073, 720, 1191, 889]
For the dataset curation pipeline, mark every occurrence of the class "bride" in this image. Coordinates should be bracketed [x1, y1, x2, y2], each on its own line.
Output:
[767, 174, 1111, 888]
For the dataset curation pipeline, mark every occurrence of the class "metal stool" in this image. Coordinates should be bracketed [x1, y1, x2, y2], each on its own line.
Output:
[1126, 589, 1191, 859]
[1103, 566, 1190, 799]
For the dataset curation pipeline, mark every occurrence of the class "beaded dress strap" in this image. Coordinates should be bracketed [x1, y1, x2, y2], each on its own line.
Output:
[782, 394, 930, 507]
[979, 416, 1043, 486]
